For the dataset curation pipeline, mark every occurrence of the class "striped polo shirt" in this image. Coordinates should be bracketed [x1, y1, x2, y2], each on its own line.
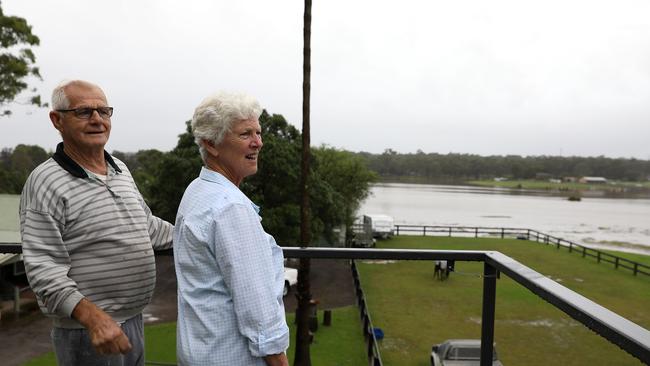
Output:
[19, 143, 173, 328]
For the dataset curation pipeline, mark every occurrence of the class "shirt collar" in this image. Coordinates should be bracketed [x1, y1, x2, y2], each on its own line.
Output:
[52, 142, 122, 178]
[199, 167, 260, 215]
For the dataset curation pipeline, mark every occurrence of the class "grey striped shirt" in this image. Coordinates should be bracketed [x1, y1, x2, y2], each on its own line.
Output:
[19, 146, 173, 328]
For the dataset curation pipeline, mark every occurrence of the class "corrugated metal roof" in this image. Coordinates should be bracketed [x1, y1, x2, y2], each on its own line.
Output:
[0, 253, 21, 266]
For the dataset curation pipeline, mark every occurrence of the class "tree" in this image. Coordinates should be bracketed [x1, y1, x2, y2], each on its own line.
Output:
[312, 146, 376, 241]
[145, 121, 202, 223]
[0, 144, 47, 193]
[242, 111, 302, 244]
[0, 3, 47, 115]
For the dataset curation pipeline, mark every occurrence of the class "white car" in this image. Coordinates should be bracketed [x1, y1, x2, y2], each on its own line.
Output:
[283, 267, 298, 296]
[431, 339, 503, 366]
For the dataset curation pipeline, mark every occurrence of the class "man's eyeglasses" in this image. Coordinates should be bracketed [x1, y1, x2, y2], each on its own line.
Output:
[56, 107, 114, 119]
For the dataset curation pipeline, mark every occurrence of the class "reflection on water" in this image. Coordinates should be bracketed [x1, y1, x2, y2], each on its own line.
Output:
[359, 183, 650, 254]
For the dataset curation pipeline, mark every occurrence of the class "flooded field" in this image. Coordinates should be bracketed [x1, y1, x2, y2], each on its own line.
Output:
[359, 183, 650, 254]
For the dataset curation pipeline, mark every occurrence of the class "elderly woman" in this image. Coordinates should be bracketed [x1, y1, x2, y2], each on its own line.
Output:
[173, 92, 289, 366]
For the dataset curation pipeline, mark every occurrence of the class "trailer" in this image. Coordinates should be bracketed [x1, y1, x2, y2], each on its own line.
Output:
[362, 214, 394, 239]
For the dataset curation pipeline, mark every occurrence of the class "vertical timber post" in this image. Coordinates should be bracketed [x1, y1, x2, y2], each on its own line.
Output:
[295, 0, 313, 364]
[481, 262, 497, 366]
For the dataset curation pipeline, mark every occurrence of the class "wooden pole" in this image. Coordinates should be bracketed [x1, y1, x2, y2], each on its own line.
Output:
[294, 0, 313, 364]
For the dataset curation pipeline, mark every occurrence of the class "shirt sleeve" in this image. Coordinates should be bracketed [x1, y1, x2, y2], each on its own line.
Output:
[20, 208, 84, 318]
[141, 200, 173, 251]
[212, 202, 289, 357]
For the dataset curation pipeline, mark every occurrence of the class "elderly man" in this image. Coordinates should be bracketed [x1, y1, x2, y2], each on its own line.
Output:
[174, 92, 289, 366]
[19, 80, 173, 366]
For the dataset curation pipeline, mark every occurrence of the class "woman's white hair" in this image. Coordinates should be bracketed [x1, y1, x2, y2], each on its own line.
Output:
[192, 92, 262, 163]
[51, 79, 104, 110]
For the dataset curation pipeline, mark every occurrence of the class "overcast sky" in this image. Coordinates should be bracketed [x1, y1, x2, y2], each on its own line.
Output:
[2, 0, 649, 158]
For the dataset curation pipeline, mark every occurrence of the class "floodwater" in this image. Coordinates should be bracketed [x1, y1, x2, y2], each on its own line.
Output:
[359, 183, 650, 255]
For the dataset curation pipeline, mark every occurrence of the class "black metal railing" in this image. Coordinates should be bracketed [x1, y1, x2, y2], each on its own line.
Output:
[2, 243, 650, 365]
[282, 247, 650, 365]
[350, 260, 382, 365]
[393, 225, 650, 277]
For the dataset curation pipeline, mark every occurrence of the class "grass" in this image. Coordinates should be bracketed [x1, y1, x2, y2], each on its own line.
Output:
[22, 307, 367, 366]
[357, 236, 650, 366]
[468, 179, 650, 192]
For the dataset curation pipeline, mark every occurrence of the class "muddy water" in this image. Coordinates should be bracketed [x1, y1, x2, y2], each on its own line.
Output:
[359, 183, 650, 254]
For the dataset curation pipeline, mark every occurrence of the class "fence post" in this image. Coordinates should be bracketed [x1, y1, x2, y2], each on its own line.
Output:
[615, 257, 619, 269]
[556, 239, 560, 250]
[481, 262, 497, 366]
[582, 247, 586, 258]
[501, 228, 504, 239]
[597, 252, 601, 263]
[475, 227, 478, 238]
[634, 263, 638, 276]
[423, 226, 426, 236]
[396, 225, 400, 236]
[449, 227, 452, 237]
[527, 229, 530, 240]
[569, 242, 573, 253]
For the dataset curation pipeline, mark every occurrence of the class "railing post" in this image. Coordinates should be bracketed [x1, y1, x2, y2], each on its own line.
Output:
[481, 262, 497, 366]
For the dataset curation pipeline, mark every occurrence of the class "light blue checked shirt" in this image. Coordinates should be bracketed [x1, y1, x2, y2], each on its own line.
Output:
[173, 167, 289, 366]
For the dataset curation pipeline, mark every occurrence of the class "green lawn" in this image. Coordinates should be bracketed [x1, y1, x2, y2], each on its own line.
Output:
[357, 236, 650, 366]
[23, 306, 367, 366]
[469, 179, 650, 192]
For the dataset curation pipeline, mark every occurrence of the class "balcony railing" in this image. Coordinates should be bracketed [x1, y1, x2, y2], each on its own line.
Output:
[2, 243, 650, 365]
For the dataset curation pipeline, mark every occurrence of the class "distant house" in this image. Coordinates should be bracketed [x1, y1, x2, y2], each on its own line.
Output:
[549, 178, 562, 184]
[563, 177, 578, 183]
[579, 176, 608, 184]
[493, 177, 508, 182]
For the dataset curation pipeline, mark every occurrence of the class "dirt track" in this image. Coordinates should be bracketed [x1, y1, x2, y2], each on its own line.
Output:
[0, 256, 355, 366]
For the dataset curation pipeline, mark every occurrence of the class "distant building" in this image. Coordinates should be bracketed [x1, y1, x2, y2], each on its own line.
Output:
[494, 177, 508, 182]
[579, 176, 608, 184]
[563, 177, 578, 183]
[549, 178, 562, 184]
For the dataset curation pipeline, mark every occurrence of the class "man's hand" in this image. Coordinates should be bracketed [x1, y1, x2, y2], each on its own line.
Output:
[72, 298, 132, 355]
[263, 353, 289, 366]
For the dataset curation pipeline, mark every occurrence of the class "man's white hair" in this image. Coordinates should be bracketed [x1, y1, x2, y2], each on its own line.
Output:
[51, 79, 105, 110]
[192, 92, 262, 163]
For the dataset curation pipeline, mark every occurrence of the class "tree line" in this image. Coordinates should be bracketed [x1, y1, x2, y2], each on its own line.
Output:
[1, 111, 376, 246]
[355, 149, 650, 182]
